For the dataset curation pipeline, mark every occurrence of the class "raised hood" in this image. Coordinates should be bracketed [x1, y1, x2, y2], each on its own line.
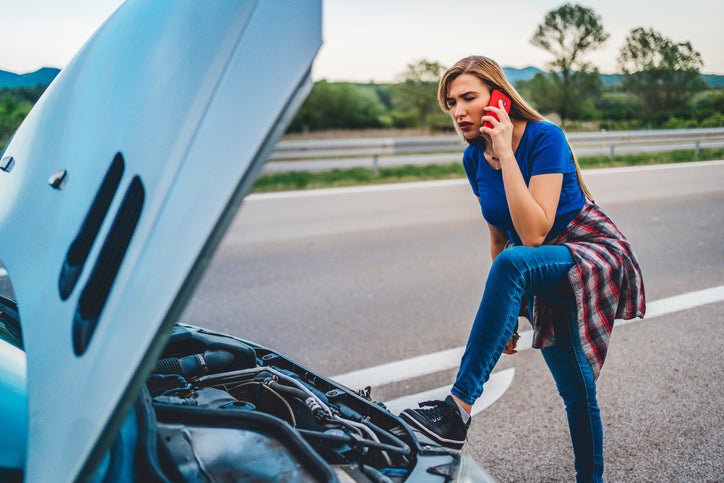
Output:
[0, 1, 321, 480]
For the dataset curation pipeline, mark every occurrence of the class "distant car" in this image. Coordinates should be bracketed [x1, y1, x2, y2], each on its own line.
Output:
[0, 1, 494, 481]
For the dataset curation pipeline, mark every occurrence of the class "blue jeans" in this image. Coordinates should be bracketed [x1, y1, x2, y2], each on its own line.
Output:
[452, 245, 604, 483]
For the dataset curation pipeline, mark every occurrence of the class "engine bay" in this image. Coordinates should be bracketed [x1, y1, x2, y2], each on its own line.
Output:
[142, 324, 455, 482]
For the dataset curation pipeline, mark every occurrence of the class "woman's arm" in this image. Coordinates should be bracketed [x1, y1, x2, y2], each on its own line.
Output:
[500, 168, 562, 247]
[481, 103, 563, 247]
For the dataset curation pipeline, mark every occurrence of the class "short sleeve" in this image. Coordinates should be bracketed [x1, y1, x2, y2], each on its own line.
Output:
[529, 125, 572, 176]
[462, 147, 480, 196]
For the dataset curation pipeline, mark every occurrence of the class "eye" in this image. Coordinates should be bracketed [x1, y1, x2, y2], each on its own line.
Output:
[446, 100, 456, 109]
[463, 96, 475, 102]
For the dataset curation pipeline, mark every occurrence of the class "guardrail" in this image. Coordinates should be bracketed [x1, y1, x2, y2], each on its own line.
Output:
[263, 127, 724, 173]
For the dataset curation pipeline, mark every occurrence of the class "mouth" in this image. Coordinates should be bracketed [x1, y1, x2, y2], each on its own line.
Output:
[457, 121, 473, 132]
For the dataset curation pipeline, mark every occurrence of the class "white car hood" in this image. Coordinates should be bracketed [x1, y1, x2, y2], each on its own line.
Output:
[0, 0, 321, 480]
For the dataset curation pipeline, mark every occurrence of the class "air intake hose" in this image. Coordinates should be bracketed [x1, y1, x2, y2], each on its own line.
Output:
[152, 338, 256, 378]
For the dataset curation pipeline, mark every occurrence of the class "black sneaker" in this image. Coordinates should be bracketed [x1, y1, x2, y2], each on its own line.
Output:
[400, 395, 470, 449]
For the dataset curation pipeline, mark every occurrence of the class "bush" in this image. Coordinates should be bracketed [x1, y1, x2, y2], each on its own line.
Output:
[287, 81, 387, 132]
[595, 92, 641, 120]
[663, 116, 688, 129]
[699, 113, 724, 127]
[690, 90, 724, 120]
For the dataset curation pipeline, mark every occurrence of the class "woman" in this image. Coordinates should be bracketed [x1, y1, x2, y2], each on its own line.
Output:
[400, 56, 646, 482]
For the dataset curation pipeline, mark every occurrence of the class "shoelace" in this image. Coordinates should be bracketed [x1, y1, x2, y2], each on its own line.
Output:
[417, 400, 456, 423]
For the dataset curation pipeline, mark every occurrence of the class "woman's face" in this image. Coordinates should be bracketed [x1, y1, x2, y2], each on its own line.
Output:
[445, 73, 491, 140]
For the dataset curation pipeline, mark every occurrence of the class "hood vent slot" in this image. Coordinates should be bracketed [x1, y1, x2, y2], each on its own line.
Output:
[59, 153, 125, 300]
[73, 175, 145, 356]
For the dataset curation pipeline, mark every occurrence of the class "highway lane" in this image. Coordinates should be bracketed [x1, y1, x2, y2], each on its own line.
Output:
[183, 161, 724, 369]
[181, 160, 724, 481]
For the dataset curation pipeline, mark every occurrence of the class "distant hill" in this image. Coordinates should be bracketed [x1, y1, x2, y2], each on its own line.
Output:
[505, 67, 721, 88]
[0, 67, 60, 89]
[0, 65, 722, 90]
[701, 74, 724, 88]
[502, 66, 545, 83]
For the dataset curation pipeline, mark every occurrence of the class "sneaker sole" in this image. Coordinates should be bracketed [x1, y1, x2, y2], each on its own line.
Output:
[400, 410, 465, 450]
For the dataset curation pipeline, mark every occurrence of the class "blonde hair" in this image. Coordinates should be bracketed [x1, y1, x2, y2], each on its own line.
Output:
[438, 55, 594, 202]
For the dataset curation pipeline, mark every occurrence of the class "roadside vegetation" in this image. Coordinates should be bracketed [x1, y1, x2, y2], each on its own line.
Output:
[251, 148, 724, 193]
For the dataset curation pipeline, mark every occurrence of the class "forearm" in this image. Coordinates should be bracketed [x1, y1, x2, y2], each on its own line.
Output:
[499, 152, 548, 246]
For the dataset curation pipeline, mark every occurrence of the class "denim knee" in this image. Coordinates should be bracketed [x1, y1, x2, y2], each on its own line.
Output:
[489, 246, 530, 280]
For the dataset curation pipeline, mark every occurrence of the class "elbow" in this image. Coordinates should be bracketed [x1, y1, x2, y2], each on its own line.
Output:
[521, 232, 546, 248]
[520, 219, 554, 247]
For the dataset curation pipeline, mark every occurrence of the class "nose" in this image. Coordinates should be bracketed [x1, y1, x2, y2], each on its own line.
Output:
[453, 103, 466, 120]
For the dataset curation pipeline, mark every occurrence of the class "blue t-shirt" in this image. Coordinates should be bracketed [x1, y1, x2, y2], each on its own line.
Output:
[462, 121, 585, 245]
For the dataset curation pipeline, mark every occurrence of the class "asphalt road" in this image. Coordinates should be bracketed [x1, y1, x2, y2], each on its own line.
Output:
[180, 160, 724, 482]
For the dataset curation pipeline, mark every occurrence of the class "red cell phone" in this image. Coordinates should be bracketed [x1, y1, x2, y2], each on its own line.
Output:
[483, 89, 512, 130]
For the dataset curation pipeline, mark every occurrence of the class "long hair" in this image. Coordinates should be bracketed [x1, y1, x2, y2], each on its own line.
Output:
[437, 55, 594, 202]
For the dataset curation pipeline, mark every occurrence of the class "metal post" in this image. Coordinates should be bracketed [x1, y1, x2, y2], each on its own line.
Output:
[694, 140, 700, 160]
[609, 144, 615, 162]
[372, 155, 379, 176]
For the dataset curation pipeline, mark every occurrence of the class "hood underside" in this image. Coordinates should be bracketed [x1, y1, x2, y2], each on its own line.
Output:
[0, 1, 321, 480]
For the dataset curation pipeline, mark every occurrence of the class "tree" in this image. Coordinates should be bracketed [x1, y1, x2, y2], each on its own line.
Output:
[287, 81, 386, 132]
[0, 93, 32, 147]
[530, 3, 609, 122]
[618, 27, 706, 120]
[392, 59, 447, 128]
[517, 69, 602, 120]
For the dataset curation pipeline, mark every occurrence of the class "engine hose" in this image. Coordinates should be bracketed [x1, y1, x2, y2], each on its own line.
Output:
[199, 367, 335, 418]
[358, 463, 393, 483]
[267, 381, 308, 400]
[267, 380, 409, 457]
[152, 357, 182, 376]
[295, 429, 410, 455]
[361, 419, 411, 456]
[333, 416, 392, 467]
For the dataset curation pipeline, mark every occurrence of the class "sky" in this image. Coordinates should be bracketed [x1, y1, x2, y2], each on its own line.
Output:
[2, 0, 723, 82]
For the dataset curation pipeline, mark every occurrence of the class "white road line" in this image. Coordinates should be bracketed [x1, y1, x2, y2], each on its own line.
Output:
[580, 159, 724, 175]
[618, 285, 724, 323]
[332, 284, 724, 390]
[247, 178, 468, 200]
[247, 160, 724, 201]
[383, 368, 515, 417]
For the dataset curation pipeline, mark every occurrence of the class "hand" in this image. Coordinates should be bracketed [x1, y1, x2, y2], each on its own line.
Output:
[480, 99, 514, 158]
[502, 331, 520, 355]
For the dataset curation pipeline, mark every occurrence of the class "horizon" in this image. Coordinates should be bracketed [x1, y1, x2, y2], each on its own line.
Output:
[2, 1, 723, 81]
[3, 65, 724, 83]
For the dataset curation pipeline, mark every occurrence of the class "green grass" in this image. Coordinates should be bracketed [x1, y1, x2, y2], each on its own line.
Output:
[252, 148, 724, 193]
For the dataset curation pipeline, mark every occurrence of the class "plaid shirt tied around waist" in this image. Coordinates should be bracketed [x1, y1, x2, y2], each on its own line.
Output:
[507, 200, 646, 379]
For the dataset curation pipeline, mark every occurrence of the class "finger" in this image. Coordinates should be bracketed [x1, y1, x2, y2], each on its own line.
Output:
[497, 100, 512, 121]
[479, 126, 494, 135]
[483, 105, 501, 113]
[481, 115, 501, 126]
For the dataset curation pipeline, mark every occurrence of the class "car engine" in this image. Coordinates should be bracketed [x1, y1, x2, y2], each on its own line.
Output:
[140, 324, 452, 482]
